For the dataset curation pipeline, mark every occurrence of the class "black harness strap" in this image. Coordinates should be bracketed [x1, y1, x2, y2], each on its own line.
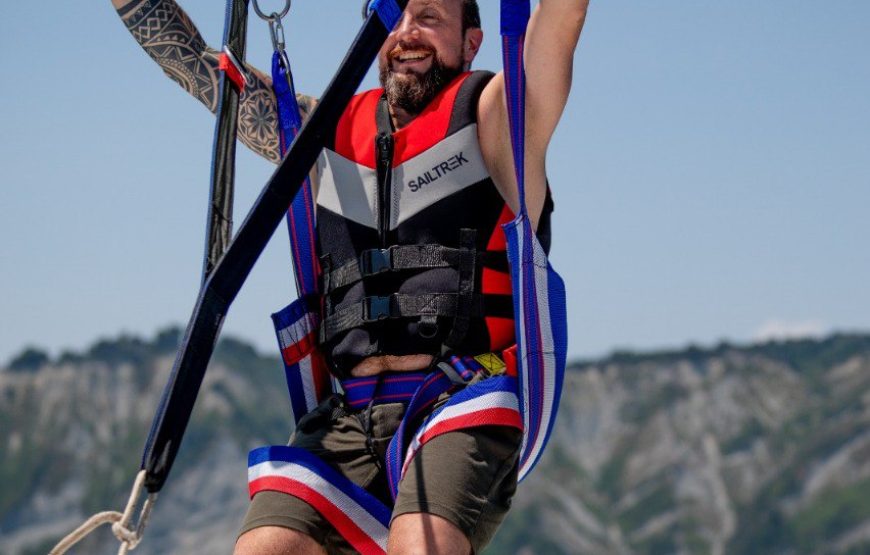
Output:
[139, 3, 409, 494]
[203, 0, 249, 280]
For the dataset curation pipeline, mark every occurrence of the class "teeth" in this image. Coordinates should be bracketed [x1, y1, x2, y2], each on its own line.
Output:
[397, 51, 429, 62]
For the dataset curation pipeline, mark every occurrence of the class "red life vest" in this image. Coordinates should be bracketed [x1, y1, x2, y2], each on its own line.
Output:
[315, 71, 552, 376]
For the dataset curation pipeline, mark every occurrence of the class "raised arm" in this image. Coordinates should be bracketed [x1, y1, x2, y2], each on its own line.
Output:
[111, 0, 316, 163]
[478, 0, 589, 227]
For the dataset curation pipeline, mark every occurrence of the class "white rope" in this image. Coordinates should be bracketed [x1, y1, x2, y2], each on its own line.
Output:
[48, 511, 123, 555]
[48, 470, 156, 555]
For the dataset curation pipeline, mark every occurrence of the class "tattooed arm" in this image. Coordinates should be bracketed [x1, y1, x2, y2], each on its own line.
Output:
[111, 0, 316, 164]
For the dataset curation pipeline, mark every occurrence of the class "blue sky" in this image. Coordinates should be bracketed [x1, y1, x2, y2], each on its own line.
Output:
[1, 1, 868, 365]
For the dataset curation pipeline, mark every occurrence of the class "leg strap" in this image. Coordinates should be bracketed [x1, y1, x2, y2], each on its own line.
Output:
[248, 446, 391, 555]
[247, 357, 523, 549]
[385, 374, 521, 500]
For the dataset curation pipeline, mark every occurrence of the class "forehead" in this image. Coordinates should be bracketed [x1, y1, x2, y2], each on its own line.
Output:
[406, 0, 463, 15]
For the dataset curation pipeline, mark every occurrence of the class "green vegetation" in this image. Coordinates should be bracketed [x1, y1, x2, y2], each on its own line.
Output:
[6, 347, 50, 372]
[636, 533, 677, 555]
[81, 427, 146, 514]
[749, 333, 870, 379]
[792, 478, 870, 550]
[597, 439, 631, 499]
[0, 386, 69, 518]
[486, 505, 569, 555]
[681, 524, 710, 555]
[729, 478, 870, 554]
[618, 485, 676, 532]
[574, 333, 870, 376]
[87, 334, 154, 369]
[153, 326, 182, 353]
[22, 537, 65, 555]
[722, 419, 765, 454]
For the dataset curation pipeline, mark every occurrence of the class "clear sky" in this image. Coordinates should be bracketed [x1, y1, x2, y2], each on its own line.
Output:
[1, 1, 868, 365]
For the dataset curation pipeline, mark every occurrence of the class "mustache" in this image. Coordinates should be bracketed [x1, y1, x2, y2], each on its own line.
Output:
[387, 43, 436, 62]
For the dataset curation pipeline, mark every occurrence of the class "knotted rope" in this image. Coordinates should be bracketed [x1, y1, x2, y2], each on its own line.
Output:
[49, 470, 156, 555]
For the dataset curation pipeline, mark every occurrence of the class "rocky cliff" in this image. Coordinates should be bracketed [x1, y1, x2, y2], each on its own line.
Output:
[2, 331, 869, 554]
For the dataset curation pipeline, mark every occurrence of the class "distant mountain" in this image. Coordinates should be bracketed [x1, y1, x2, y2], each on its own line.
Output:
[2, 330, 870, 554]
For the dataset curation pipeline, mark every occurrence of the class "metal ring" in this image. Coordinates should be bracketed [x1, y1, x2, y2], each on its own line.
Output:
[252, 0, 291, 21]
[361, 0, 370, 20]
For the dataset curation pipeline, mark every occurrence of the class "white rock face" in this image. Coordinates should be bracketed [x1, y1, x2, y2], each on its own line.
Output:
[3, 333, 870, 555]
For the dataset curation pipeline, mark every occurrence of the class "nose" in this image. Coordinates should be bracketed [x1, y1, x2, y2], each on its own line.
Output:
[391, 12, 420, 41]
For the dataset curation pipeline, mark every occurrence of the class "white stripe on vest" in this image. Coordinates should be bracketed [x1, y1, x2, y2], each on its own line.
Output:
[316, 125, 489, 230]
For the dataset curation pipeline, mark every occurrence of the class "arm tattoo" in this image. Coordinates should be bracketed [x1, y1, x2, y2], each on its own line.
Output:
[116, 0, 316, 163]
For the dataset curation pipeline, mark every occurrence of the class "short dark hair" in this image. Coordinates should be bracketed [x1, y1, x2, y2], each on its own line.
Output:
[461, 0, 481, 32]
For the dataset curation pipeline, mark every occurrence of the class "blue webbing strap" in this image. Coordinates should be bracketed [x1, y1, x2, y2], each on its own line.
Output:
[501, 0, 530, 218]
[366, 0, 403, 31]
[341, 372, 428, 410]
[500, 0, 569, 481]
[271, 52, 319, 297]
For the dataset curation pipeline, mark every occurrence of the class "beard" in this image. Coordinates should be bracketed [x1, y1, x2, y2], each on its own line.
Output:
[379, 52, 464, 115]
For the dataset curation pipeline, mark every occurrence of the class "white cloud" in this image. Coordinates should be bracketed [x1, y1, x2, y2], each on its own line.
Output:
[753, 319, 828, 342]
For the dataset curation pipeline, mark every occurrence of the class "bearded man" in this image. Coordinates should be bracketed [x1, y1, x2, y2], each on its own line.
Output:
[111, 1, 589, 553]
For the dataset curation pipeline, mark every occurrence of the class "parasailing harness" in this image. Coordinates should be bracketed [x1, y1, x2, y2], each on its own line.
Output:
[50, 1, 567, 553]
[255, 1, 568, 553]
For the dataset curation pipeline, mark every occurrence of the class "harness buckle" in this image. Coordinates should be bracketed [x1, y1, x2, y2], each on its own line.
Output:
[360, 248, 392, 276]
[363, 295, 392, 321]
[474, 352, 507, 376]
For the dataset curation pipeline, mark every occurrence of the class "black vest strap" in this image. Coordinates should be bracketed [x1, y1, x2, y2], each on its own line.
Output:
[320, 292, 514, 344]
[321, 244, 507, 293]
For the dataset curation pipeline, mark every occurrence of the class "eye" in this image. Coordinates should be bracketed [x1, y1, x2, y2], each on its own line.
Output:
[418, 9, 439, 23]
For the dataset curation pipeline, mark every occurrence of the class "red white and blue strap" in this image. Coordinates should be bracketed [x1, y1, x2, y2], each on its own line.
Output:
[271, 299, 331, 422]
[383, 360, 518, 499]
[248, 446, 390, 555]
[383, 370, 459, 497]
[249, 366, 523, 543]
[249, 376, 522, 538]
[397, 376, 522, 487]
[500, 0, 569, 481]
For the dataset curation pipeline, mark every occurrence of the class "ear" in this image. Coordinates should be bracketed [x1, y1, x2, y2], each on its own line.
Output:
[463, 28, 483, 68]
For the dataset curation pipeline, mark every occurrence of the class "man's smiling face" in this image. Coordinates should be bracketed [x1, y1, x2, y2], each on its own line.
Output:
[378, 0, 481, 116]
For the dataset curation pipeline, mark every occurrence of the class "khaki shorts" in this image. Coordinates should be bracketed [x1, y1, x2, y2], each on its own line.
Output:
[239, 386, 522, 554]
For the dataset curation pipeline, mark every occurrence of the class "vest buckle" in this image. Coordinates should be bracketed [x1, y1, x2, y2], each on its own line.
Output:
[363, 295, 392, 321]
[360, 248, 392, 276]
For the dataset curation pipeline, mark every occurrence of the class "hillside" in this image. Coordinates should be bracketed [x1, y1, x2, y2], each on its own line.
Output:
[2, 331, 870, 554]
